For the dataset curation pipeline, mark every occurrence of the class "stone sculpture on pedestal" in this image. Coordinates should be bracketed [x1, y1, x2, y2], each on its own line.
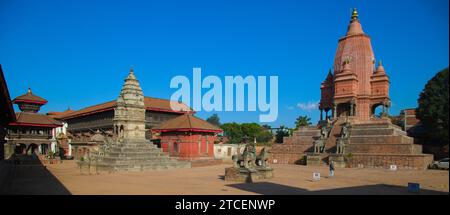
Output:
[225, 136, 273, 183]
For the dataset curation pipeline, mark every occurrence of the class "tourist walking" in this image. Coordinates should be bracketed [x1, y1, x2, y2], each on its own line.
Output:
[329, 161, 335, 177]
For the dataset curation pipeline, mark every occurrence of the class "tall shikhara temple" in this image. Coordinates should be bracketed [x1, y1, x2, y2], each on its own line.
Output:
[319, 9, 390, 121]
[270, 9, 433, 170]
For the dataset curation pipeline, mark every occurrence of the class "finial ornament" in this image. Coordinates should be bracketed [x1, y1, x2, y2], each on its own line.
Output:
[27, 87, 32, 94]
[351, 8, 358, 20]
[378, 60, 382, 67]
[130, 65, 134, 73]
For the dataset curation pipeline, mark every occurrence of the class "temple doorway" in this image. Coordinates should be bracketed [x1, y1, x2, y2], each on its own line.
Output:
[337, 103, 351, 117]
[15, 144, 27, 154]
[172, 142, 179, 156]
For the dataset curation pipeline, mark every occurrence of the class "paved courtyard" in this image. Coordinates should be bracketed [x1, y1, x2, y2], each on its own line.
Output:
[1, 160, 448, 195]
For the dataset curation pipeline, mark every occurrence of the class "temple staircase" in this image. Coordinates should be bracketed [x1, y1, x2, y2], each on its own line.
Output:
[269, 126, 320, 164]
[342, 122, 433, 169]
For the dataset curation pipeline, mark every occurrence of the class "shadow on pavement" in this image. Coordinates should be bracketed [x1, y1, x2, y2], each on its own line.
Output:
[0, 154, 71, 195]
[226, 182, 448, 195]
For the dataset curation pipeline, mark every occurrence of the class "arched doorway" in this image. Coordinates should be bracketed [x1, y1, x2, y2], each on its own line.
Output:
[26, 144, 38, 155]
[337, 103, 351, 117]
[371, 103, 385, 118]
[15, 144, 27, 154]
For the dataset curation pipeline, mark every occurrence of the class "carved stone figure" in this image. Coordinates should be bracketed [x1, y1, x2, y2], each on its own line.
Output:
[336, 138, 346, 154]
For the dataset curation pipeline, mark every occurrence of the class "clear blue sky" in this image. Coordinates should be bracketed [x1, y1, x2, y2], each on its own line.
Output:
[1, 0, 448, 128]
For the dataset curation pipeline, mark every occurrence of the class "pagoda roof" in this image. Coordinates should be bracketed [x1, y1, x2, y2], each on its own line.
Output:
[13, 88, 47, 105]
[153, 113, 222, 133]
[9, 112, 62, 128]
[60, 96, 192, 120]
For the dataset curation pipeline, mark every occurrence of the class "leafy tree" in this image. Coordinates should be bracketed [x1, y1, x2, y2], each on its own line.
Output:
[275, 125, 290, 143]
[416, 68, 449, 145]
[241, 123, 261, 139]
[295, 115, 312, 130]
[220, 123, 242, 144]
[206, 114, 221, 127]
[256, 130, 274, 144]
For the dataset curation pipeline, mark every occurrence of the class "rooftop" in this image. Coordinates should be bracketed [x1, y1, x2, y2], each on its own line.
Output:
[60, 96, 191, 120]
[153, 113, 222, 133]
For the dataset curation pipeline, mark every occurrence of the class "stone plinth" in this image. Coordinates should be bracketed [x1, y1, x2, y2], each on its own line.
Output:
[225, 167, 273, 183]
[92, 139, 191, 172]
[328, 154, 346, 168]
[306, 154, 323, 166]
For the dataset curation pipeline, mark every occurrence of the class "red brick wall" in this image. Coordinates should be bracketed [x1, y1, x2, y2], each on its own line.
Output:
[160, 132, 216, 159]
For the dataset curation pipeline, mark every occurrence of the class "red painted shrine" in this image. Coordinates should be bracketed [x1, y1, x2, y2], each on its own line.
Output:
[153, 113, 222, 160]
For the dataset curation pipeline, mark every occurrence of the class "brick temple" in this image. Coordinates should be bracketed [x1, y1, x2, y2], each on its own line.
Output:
[271, 9, 433, 169]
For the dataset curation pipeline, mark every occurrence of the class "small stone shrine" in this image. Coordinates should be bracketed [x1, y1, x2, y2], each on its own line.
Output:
[225, 136, 273, 183]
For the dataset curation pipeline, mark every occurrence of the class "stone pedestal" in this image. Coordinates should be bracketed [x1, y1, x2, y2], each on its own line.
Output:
[306, 153, 323, 166]
[225, 167, 273, 183]
[328, 154, 346, 168]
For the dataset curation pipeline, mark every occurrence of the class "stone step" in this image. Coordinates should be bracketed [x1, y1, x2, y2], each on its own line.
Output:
[349, 135, 413, 144]
[96, 162, 191, 171]
[108, 147, 162, 153]
[351, 123, 391, 129]
[105, 151, 165, 156]
[346, 143, 420, 154]
[350, 128, 395, 136]
[270, 144, 313, 153]
[100, 156, 174, 163]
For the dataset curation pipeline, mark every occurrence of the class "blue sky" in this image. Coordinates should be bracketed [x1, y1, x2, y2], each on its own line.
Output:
[1, 0, 448, 128]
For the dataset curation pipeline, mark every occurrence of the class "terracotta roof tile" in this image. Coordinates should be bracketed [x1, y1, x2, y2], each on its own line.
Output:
[47, 109, 76, 119]
[61, 97, 191, 119]
[10, 112, 62, 127]
[153, 114, 222, 132]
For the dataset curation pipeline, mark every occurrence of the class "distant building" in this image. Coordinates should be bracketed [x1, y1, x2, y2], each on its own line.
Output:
[4, 88, 62, 159]
[400, 108, 424, 136]
[0, 65, 16, 160]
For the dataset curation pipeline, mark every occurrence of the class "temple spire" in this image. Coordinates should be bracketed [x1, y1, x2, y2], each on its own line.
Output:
[346, 8, 364, 35]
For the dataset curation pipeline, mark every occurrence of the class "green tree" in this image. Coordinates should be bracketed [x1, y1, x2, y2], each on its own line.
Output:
[220, 123, 242, 144]
[256, 130, 273, 144]
[275, 125, 290, 143]
[206, 114, 221, 127]
[295, 115, 312, 130]
[241, 123, 261, 139]
[416, 68, 449, 145]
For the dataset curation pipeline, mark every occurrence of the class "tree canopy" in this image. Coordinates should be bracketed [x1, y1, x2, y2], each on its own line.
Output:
[220, 122, 273, 144]
[275, 125, 290, 143]
[416, 68, 449, 145]
[295, 115, 312, 130]
[206, 114, 221, 127]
